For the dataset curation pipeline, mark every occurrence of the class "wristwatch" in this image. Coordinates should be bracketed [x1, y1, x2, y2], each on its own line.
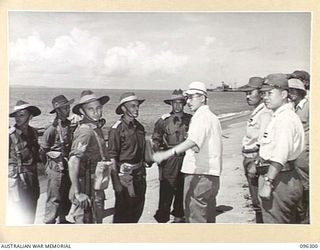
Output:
[264, 176, 274, 185]
[171, 148, 177, 156]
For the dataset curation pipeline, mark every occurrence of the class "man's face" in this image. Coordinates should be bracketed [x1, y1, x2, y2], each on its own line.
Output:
[263, 88, 288, 111]
[246, 89, 261, 106]
[288, 88, 301, 104]
[171, 100, 185, 113]
[14, 109, 31, 126]
[186, 94, 204, 112]
[122, 100, 140, 118]
[81, 101, 102, 121]
[56, 105, 70, 120]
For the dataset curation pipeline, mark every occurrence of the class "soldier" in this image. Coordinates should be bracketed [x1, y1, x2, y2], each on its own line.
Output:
[8, 100, 41, 224]
[288, 70, 310, 98]
[68, 90, 110, 223]
[40, 95, 74, 224]
[258, 74, 304, 223]
[288, 78, 309, 223]
[152, 89, 192, 223]
[108, 92, 147, 223]
[153, 82, 223, 223]
[239, 77, 272, 223]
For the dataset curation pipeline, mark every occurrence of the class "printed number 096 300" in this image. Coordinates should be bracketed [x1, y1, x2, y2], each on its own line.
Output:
[300, 244, 318, 248]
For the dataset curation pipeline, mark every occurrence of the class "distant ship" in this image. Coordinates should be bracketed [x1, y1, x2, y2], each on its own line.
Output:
[208, 82, 235, 92]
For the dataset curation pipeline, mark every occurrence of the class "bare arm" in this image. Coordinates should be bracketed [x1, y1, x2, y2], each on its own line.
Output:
[153, 139, 197, 164]
[68, 155, 81, 195]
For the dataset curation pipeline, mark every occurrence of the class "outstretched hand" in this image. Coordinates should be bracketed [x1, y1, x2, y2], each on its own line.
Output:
[153, 150, 171, 164]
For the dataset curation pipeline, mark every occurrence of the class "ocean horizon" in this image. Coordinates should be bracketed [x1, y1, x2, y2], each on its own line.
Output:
[9, 86, 250, 135]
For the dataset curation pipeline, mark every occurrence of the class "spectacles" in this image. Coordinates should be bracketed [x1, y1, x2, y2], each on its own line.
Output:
[185, 94, 202, 100]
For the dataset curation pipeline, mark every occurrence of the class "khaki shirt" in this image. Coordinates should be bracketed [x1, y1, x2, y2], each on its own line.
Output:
[181, 105, 222, 176]
[242, 103, 272, 152]
[69, 121, 108, 176]
[259, 103, 305, 167]
[296, 98, 309, 151]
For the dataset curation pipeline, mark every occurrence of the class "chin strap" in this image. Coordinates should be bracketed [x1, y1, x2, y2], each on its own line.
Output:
[123, 104, 138, 118]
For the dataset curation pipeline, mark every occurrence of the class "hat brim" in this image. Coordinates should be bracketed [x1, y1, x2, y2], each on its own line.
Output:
[72, 96, 110, 115]
[116, 99, 145, 115]
[49, 98, 75, 114]
[237, 84, 257, 92]
[260, 85, 289, 91]
[163, 97, 186, 105]
[9, 106, 41, 118]
[185, 89, 207, 96]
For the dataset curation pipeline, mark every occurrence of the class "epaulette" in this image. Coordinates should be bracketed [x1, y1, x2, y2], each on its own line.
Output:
[161, 113, 171, 120]
[112, 120, 122, 129]
[9, 127, 16, 134]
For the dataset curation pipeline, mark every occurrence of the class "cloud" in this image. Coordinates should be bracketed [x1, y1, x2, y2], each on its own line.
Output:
[103, 41, 189, 77]
[9, 27, 104, 74]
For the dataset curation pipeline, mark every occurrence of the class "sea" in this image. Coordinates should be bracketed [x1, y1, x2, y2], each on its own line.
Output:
[9, 87, 249, 135]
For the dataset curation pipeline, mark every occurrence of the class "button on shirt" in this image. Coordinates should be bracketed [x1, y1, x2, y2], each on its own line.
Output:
[181, 105, 222, 176]
[41, 119, 73, 157]
[259, 103, 305, 167]
[108, 117, 146, 164]
[69, 121, 108, 173]
[9, 125, 40, 177]
[242, 103, 272, 152]
[152, 112, 192, 149]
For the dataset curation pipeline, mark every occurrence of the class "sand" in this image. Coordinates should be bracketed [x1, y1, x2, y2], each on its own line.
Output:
[34, 115, 255, 224]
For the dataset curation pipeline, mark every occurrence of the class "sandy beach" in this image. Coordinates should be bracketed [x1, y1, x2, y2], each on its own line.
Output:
[34, 114, 255, 224]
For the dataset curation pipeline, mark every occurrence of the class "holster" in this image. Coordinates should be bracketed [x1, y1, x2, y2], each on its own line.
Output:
[118, 162, 142, 197]
[94, 161, 112, 190]
[46, 151, 66, 172]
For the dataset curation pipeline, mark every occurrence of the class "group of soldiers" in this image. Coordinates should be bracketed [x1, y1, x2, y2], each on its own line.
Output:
[8, 69, 309, 224]
[239, 70, 309, 224]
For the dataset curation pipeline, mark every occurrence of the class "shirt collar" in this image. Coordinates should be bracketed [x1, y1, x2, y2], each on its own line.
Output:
[195, 104, 209, 114]
[273, 103, 294, 117]
[121, 116, 137, 128]
[251, 103, 266, 117]
[296, 98, 307, 111]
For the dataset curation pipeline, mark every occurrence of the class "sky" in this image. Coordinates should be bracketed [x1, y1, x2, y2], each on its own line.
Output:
[8, 12, 311, 89]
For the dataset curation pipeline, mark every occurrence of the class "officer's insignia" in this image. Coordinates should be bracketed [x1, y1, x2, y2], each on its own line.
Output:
[263, 132, 268, 138]
[161, 113, 171, 120]
[77, 142, 87, 152]
[112, 120, 122, 129]
[9, 127, 16, 134]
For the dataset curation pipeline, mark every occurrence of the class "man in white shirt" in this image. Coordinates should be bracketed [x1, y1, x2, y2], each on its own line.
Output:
[258, 74, 304, 223]
[153, 81, 222, 223]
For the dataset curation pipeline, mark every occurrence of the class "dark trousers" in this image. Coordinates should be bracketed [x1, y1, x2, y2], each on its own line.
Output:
[113, 174, 146, 223]
[154, 176, 184, 223]
[259, 170, 303, 224]
[9, 171, 40, 224]
[184, 174, 220, 223]
[44, 168, 71, 224]
[297, 189, 309, 224]
[69, 171, 106, 224]
[154, 155, 185, 223]
[243, 157, 263, 223]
